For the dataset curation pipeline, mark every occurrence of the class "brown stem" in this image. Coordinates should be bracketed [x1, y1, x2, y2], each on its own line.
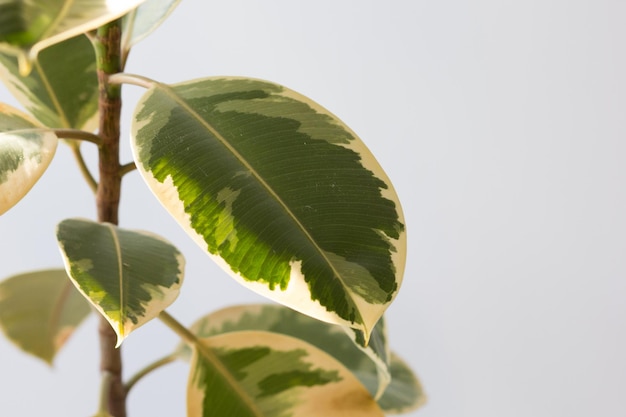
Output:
[98, 318, 125, 416]
[93, 19, 126, 417]
[120, 161, 137, 177]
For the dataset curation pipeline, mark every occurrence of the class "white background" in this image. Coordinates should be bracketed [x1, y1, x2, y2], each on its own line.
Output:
[1, 1, 625, 416]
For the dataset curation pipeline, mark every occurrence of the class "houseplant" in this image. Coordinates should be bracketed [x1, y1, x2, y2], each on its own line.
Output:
[0, 1, 422, 416]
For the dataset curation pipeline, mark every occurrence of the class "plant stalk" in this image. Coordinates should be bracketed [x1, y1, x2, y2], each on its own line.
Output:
[93, 19, 126, 417]
[124, 353, 177, 394]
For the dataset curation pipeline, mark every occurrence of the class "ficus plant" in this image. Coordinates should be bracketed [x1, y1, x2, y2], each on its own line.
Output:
[0, 1, 423, 416]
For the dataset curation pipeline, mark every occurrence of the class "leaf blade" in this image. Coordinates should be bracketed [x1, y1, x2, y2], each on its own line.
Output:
[0, 269, 91, 364]
[0, 34, 98, 129]
[377, 353, 427, 414]
[131, 77, 406, 339]
[56, 218, 185, 346]
[188, 331, 385, 417]
[122, 0, 182, 51]
[0, 0, 147, 74]
[0, 103, 57, 214]
[177, 304, 392, 400]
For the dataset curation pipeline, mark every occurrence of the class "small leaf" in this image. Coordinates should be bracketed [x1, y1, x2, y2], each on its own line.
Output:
[0, 269, 91, 364]
[56, 218, 185, 347]
[0, 103, 57, 215]
[122, 0, 182, 52]
[377, 353, 426, 414]
[177, 304, 391, 400]
[131, 77, 406, 341]
[188, 331, 384, 417]
[0, 34, 98, 130]
[0, 0, 147, 74]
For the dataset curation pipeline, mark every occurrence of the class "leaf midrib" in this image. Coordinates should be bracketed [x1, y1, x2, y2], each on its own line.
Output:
[33, 60, 71, 127]
[105, 224, 125, 337]
[195, 340, 265, 417]
[40, 0, 77, 41]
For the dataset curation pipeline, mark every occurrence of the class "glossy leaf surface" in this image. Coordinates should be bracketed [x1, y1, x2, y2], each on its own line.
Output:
[122, 0, 182, 52]
[0, 103, 57, 215]
[131, 77, 406, 340]
[0, 35, 98, 130]
[378, 353, 426, 414]
[0, 269, 91, 364]
[188, 331, 384, 417]
[0, 0, 146, 74]
[56, 218, 184, 346]
[178, 304, 391, 399]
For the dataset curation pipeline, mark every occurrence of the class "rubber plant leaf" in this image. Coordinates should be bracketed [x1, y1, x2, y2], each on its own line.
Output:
[377, 353, 426, 414]
[130, 77, 406, 342]
[121, 0, 182, 53]
[56, 218, 185, 347]
[0, 0, 147, 75]
[0, 269, 91, 364]
[188, 331, 385, 417]
[0, 103, 57, 215]
[0, 34, 98, 130]
[176, 304, 392, 400]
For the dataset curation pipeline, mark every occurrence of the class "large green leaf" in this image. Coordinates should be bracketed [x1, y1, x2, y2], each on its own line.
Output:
[378, 353, 426, 414]
[121, 0, 181, 53]
[0, 34, 98, 130]
[56, 218, 185, 346]
[0, 269, 91, 364]
[177, 304, 392, 400]
[188, 331, 385, 417]
[0, 0, 147, 75]
[0, 103, 57, 215]
[130, 77, 406, 341]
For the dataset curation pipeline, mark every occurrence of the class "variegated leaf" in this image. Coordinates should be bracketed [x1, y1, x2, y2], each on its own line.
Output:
[122, 0, 182, 52]
[0, 34, 98, 130]
[177, 304, 392, 400]
[189, 306, 425, 413]
[0, 0, 146, 75]
[378, 353, 426, 414]
[188, 331, 384, 417]
[56, 218, 185, 347]
[0, 103, 57, 215]
[0, 269, 91, 364]
[130, 77, 406, 341]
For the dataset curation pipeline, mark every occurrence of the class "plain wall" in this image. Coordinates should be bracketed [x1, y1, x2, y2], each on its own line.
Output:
[1, 1, 625, 416]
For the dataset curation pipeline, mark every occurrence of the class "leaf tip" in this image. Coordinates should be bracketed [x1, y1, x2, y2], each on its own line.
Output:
[114, 331, 125, 349]
[361, 327, 371, 347]
[101, 315, 126, 348]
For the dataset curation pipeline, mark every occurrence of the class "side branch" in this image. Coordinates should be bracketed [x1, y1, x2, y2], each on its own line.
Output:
[159, 311, 200, 347]
[124, 353, 177, 394]
[120, 162, 136, 177]
[108, 73, 159, 89]
[54, 129, 103, 146]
